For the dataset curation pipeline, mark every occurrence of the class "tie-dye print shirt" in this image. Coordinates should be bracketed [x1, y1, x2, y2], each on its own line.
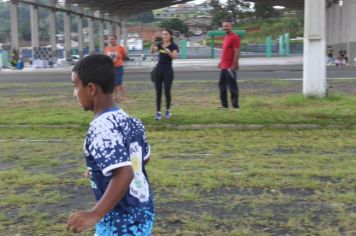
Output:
[84, 107, 155, 236]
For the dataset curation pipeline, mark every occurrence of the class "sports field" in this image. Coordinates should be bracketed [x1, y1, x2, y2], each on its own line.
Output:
[0, 78, 355, 235]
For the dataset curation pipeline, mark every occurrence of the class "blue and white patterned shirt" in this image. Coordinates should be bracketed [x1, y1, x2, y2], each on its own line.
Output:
[84, 107, 155, 236]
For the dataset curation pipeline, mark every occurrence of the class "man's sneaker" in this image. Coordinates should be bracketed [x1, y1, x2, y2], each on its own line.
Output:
[165, 110, 171, 119]
[155, 112, 162, 120]
[232, 106, 240, 111]
[218, 106, 228, 110]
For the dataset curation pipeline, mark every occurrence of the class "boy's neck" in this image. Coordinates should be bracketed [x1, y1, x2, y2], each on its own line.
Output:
[93, 94, 117, 117]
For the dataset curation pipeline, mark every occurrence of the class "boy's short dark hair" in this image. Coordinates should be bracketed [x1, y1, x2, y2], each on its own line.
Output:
[72, 54, 115, 94]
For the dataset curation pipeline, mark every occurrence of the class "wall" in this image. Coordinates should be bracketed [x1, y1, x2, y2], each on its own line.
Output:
[326, 0, 356, 63]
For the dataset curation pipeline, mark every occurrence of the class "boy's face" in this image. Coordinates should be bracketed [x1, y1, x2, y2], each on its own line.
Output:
[72, 72, 93, 111]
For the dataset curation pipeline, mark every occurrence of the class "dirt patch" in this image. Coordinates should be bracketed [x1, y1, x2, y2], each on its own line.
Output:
[273, 147, 295, 154]
[154, 194, 341, 235]
[0, 163, 16, 170]
[280, 187, 315, 196]
[311, 176, 342, 184]
[33, 184, 94, 217]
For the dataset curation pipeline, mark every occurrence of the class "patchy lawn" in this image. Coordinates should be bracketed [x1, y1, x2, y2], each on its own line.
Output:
[0, 78, 355, 235]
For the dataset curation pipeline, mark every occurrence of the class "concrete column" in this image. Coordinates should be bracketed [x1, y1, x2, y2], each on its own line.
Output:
[116, 17, 121, 43]
[116, 24, 121, 42]
[326, 0, 356, 62]
[349, 0, 356, 41]
[331, 4, 336, 44]
[88, 17, 95, 53]
[349, 0, 356, 61]
[30, 0, 39, 48]
[64, 3, 72, 61]
[326, 5, 331, 45]
[49, 0, 56, 60]
[122, 19, 128, 49]
[106, 14, 114, 38]
[105, 21, 112, 48]
[77, 7, 84, 59]
[10, 0, 20, 52]
[344, 0, 352, 59]
[111, 22, 116, 36]
[303, 0, 326, 97]
[106, 21, 112, 37]
[98, 12, 105, 52]
[331, 3, 341, 45]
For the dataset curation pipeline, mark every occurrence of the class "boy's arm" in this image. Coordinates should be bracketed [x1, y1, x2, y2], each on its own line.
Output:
[144, 156, 151, 165]
[67, 166, 134, 233]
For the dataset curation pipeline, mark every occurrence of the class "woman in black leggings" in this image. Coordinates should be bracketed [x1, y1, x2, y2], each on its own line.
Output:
[150, 29, 179, 120]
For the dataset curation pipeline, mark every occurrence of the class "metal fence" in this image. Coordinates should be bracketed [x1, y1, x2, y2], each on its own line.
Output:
[1, 43, 304, 68]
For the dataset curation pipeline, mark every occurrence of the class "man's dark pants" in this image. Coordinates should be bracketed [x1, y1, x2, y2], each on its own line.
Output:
[219, 69, 239, 108]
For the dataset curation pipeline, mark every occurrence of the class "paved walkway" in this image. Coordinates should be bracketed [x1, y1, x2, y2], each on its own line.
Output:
[0, 56, 304, 74]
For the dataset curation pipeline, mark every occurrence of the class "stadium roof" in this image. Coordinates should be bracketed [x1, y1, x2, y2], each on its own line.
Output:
[56, 0, 194, 17]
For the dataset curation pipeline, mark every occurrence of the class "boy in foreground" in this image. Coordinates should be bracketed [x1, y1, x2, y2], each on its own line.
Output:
[67, 54, 155, 235]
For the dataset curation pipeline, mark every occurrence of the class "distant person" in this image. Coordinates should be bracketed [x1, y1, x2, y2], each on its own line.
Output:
[67, 54, 155, 235]
[10, 48, 19, 68]
[218, 20, 240, 110]
[326, 46, 334, 65]
[150, 29, 179, 120]
[104, 35, 128, 101]
[336, 49, 348, 66]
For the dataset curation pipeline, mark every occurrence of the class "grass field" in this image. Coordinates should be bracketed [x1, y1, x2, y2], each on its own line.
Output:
[0, 78, 355, 235]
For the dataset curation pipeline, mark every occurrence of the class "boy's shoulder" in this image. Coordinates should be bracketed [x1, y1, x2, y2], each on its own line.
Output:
[131, 116, 145, 126]
[90, 109, 127, 128]
[89, 109, 145, 133]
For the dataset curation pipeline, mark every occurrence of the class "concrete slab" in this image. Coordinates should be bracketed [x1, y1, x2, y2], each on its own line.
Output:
[0, 56, 304, 75]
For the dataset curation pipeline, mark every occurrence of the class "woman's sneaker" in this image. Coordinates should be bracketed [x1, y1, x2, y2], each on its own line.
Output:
[155, 112, 162, 120]
[165, 110, 171, 119]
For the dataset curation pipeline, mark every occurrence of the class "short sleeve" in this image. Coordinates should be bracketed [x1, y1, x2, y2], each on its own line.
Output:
[233, 35, 240, 49]
[87, 119, 131, 176]
[171, 44, 179, 52]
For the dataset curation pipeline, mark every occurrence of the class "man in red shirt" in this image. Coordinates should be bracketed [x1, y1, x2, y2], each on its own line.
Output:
[218, 20, 240, 110]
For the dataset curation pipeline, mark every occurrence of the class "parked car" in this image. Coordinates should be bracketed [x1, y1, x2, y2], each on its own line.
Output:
[71, 54, 80, 64]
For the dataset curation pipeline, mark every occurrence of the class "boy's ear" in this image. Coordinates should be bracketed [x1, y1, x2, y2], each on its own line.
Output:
[87, 82, 97, 96]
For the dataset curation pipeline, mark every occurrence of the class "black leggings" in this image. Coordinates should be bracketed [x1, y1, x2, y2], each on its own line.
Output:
[155, 64, 174, 111]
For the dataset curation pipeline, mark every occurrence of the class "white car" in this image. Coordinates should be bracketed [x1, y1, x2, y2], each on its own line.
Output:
[71, 55, 80, 64]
